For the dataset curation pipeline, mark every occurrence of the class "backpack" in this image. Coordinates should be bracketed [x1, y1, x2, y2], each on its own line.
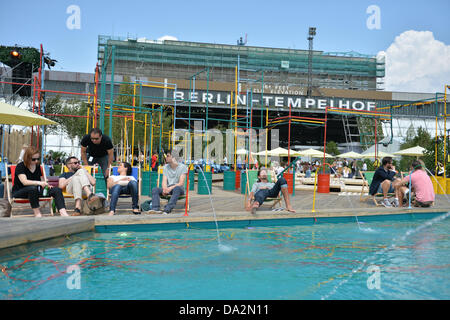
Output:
[141, 199, 152, 212]
[81, 193, 109, 215]
[0, 198, 12, 217]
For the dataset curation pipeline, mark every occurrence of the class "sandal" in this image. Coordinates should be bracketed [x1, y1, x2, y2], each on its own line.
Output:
[132, 209, 141, 215]
[72, 208, 81, 216]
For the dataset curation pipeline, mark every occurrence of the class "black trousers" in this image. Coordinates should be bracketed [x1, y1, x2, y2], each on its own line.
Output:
[12, 186, 66, 210]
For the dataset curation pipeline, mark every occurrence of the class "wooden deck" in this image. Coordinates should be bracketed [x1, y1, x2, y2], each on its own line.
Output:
[1, 182, 449, 250]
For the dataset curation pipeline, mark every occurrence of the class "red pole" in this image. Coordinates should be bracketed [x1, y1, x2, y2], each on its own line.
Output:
[375, 118, 377, 163]
[36, 44, 43, 149]
[31, 76, 37, 146]
[93, 63, 99, 127]
[323, 107, 328, 173]
[288, 103, 291, 166]
[184, 168, 190, 216]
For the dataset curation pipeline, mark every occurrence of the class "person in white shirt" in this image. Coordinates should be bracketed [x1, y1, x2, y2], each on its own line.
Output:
[107, 162, 139, 215]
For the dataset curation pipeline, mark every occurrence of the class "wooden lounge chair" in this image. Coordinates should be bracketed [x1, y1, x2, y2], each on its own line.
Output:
[106, 165, 142, 210]
[60, 165, 97, 199]
[155, 165, 190, 212]
[244, 169, 283, 210]
[5, 164, 53, 217]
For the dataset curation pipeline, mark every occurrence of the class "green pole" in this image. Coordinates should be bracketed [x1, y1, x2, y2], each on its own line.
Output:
[99, 46, 109, 131]
[109, 45, 116, 138]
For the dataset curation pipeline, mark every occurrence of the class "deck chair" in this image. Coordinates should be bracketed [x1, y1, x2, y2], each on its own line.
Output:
[359, 171, 395, 206]
[244, 170, 282, 210]
[5, 164, 53, 217]
[60, 165, 97, 199]
[106, 166, 141, 209]
[155, 165, 189, 212]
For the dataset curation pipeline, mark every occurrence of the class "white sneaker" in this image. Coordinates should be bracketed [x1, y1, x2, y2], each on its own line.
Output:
[382, 198, 392, 207]
[393, 198, 399, 207]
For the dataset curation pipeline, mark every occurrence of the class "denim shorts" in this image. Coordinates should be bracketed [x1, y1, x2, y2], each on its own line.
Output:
[377, 182, 394, 194]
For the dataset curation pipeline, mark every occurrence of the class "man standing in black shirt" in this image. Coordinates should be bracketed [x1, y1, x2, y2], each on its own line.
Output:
[80, 128, 114, 179]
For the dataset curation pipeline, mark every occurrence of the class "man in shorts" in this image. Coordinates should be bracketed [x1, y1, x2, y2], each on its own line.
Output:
[369, 156, 400, 207]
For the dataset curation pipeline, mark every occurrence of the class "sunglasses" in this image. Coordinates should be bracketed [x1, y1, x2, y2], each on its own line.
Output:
[70, 161, 80, 165]
[90, 136, 101, 141]
[31, 158, 40, 161]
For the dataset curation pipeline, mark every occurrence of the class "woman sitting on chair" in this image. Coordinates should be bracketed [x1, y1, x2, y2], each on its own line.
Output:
[12, 146, 68, 217]
[107, 162, 139, 215]
[245, 168, 295, 214]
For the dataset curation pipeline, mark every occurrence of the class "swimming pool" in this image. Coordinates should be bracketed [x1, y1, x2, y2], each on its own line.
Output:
[1, 213, 449, 300]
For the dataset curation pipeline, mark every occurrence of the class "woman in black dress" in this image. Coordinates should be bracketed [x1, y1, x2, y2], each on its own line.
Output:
[12, 146, 68, 217]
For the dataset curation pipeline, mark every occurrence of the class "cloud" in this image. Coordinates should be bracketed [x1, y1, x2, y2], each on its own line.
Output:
[157, 35, 178, 41]
[380, 30, 450, 93]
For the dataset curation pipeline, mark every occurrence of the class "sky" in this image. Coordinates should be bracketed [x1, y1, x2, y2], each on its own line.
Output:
[1, 0, 449, 93]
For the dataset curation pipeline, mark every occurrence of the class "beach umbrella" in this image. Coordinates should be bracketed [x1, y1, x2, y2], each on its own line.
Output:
[393, 146, 426, 159]
[337, 151, 363, 159]
[361, 151, 395, 159]
[0, 101, 58, 126]
[236, 148, 248, 155]
[267, 147, 289, 156]
[298, 148, 334, 158]
[298, 148, 323, 157]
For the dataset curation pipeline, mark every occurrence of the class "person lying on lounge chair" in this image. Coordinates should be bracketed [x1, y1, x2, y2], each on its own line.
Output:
[245, 168, 295, 214]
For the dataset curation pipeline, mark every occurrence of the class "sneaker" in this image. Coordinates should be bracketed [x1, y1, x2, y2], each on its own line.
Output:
[147, 209, 163, 214]
[163, 209, 171, 214]
[393, 198, 399, 207]
[382, 198, 392, 207]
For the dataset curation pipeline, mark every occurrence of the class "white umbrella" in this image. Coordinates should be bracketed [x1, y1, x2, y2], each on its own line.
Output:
[298, 148, 334, 158]
[394, 146, 426, 158]
[361, 151, 395, 159]
[236, 148, 248, 155]
[0, 101, 58, 126]
[267, 147, 289, 156]
[337, 151, 363, 159]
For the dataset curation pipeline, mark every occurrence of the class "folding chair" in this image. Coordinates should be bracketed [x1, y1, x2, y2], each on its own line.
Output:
[244, 169, 283, 210]
[155, 165, 190, 212]
[359, 171, 395, 206]
[5, 164, 53, 217]
[106, 165, 141, 209]
[60, 165, 97, 199]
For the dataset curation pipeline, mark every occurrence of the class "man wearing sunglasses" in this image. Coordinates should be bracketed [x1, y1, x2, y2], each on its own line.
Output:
[80, 128, 114, 180]
[59, 156, 98, 215]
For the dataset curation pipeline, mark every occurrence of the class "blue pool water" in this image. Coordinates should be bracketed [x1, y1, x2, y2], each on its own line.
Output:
[1, 213, 449, 300]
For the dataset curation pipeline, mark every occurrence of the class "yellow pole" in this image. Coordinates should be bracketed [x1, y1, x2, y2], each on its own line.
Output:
[124, 117, 128, 162]
[144, 113, 147, 168]
[150, 104, 154, 158]
[131, 84, 136, 159]
[234, 65, 238, 170]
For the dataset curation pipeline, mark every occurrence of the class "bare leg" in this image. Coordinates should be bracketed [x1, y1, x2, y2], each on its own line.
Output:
[32, 207, 42, 218]
[59, 208, 69, 217]
[381, 180, 391, 199]
[281, 187, 295, 213]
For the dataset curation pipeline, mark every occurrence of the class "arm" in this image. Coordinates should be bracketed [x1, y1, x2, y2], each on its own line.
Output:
[162, 175, 169, 194]
[81, 146, 88, 165]
[246, 191, 255, 210]
[18, 174, 47, 188]
[107, 148, 114, 174]
[58, 177, 71, 189]
[106, 177, 116, 190]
